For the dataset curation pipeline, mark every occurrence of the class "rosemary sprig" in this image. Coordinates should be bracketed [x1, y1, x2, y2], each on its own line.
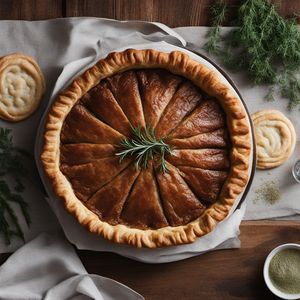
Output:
[204, 0, 300, 109]
[204, 0, 227, 55]
[116, 126, 172, 172]
[0, 128, 31, 244]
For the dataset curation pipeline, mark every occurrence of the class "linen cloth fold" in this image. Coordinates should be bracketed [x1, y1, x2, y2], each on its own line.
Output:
[1, 18, 297, 259]
[0, 233, 144, 300]
[34, 39, 251, 263]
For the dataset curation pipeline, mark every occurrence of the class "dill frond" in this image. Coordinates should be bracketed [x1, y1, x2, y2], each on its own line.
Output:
[204, 0, 300, 109]
[0, 128, 31, 244]
[204, 0, 227, 55]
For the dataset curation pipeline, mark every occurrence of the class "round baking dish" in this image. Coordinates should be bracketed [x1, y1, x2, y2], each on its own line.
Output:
[35, 42, 255, 258]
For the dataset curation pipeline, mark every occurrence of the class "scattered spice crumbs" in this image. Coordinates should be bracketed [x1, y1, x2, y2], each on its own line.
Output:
[254, 180, 281, 205]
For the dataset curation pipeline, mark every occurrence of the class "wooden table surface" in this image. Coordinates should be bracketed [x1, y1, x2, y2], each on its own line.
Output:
[0, 1, 300, 299]
[0, 0, 299, 27]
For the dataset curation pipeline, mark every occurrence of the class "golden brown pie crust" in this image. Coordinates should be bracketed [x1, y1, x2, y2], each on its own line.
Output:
[41, 49, 251, 248]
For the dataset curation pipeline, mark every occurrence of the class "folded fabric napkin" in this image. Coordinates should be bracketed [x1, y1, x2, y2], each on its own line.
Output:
[0, 233, 144, 300]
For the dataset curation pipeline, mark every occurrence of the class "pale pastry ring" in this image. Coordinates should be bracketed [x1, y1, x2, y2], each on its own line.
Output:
[0, 53, 45, 121]
[252, 109, 296, 169]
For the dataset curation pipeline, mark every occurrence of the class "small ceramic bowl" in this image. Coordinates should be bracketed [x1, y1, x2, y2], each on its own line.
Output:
[292, 159, 300, 183]
[263, 243, 300, 299]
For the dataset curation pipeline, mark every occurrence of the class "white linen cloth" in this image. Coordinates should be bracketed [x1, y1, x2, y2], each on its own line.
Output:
[0, 19, 247, 260]
[35, 38, 253, 263]
[0, 233, 144, 300]
[0, 19, 298, 257]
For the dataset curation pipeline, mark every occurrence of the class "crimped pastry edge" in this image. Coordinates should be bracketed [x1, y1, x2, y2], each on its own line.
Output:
[0, 53, 45, 121]
[41, 49, 251, 248]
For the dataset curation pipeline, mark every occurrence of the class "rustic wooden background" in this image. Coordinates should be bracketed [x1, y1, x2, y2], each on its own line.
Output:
[0, 220, 298, 299]
[0, 0, 299, 27]
[0, 1, 300, 299]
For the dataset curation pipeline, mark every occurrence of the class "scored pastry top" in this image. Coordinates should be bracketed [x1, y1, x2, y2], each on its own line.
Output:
[42, 49, 251, 248]
[59, 68, 230, 230]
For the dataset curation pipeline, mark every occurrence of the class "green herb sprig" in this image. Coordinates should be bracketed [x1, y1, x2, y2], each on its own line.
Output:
[116, 126, 172, 173]
[204, 0, 300, 109]
[0, 128, 31, 244]
[204, 0, 227, 55]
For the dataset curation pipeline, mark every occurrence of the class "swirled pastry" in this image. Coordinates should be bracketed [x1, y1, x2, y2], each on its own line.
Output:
[0, 53, 45, 121]
[41, 49, 251, 248]
[252, 109, 296, 169]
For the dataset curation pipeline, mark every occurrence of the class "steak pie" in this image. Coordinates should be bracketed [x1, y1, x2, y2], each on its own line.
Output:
[41, 49, 251, 248]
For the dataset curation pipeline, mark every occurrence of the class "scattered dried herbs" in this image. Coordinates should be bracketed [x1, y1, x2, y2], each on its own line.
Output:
[254, 180, 281, 205]
[0, 128, 31, 244]
[116, 126, 172, 173]
[204, 0, 300, 109]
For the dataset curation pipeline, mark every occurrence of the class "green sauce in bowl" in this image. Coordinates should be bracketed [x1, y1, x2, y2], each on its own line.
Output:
[269, 248, 300, 294]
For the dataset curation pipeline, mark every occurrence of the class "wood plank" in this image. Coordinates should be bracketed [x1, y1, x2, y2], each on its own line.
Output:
[115, 0, 153, 22]
[65, 0, 116, 19]
[150, 0, 202, 28]
[75, 220, 300, 299]
[276, 0, 300, 23]
[0, 0, 299, 25]
[0, 0, 62, 20]
[1, 220, 298, 299]
[65, 0, 300, 27]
